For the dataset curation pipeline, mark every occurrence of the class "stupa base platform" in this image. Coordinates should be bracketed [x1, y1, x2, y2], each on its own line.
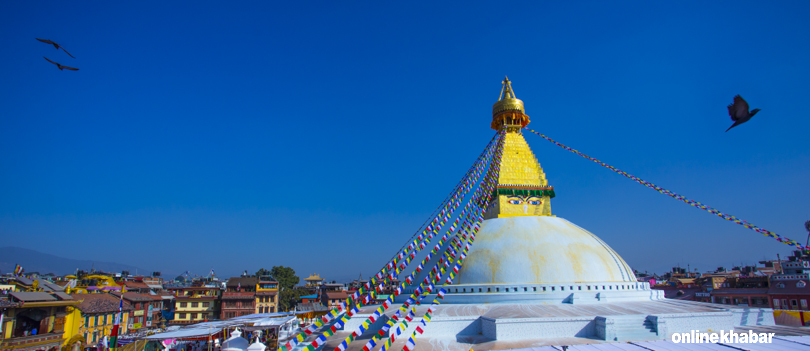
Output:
[317, 299, 775, 351]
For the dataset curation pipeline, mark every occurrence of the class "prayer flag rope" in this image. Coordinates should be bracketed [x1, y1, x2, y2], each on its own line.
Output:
[335, 132, 505, 351]
[282, 132, 504, 351]
[397, 134, 504, 351]
[378, 151, 503, 351]
[370, 184, 493, 351]
[524, 128, 805, 250]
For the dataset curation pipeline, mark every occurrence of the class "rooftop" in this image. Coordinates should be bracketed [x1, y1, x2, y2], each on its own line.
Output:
[304, 273, 323, 281]
[72, 293, 134, 313]
[226, 277, 258, 288]
[9, 291, 57, 302]
[323, 291, 349, 299]
[124, 281, 150, 289]
[111, 291, 160, 302]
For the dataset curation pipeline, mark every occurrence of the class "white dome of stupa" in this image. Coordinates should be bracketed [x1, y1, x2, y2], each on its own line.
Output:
[247, 341, 266, 351]
[457, 216, 636, 284]
[221, 329, 249, 351]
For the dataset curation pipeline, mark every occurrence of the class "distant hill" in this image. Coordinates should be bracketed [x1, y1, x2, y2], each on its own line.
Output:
[0, 246, 145, 276]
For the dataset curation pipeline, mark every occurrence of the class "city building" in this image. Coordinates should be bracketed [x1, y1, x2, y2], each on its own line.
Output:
[299, 295, 320, 304]
[255, 278, 278, 314]
[122, 280, 151, 294]
[303, 274, 324, 288]
[769, 250, 810, 311]
[170, 286, 221, 325]
[321, 291, 348, 310]
[221, 277, 256, 319]
[0, 291, 79, 351]
[110, 292, 162, 330]
[67, 293, 133, 346]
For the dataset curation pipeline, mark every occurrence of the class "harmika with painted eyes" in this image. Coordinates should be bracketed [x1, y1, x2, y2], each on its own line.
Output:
[506, 196, 542, 215]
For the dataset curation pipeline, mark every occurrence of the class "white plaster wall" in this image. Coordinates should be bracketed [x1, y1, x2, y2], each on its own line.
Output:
[728, 308, 775, 326]
[419, 317, 480, 338]
[482, 317, 595, 340]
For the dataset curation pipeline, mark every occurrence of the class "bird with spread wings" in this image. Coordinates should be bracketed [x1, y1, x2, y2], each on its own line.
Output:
[36, 38, 75, 58]
[726, 95, 760, 132]
[44, 57, 79, 71]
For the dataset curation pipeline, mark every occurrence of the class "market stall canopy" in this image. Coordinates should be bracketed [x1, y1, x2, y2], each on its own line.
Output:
[145, 313, 300, 340]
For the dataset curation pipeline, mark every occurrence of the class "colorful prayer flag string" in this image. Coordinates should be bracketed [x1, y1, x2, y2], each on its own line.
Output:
[282, 132, 504, 351]
[524, 127, 805, 250]
[334, 131, 505, 351]
[396, 135, 505, 351]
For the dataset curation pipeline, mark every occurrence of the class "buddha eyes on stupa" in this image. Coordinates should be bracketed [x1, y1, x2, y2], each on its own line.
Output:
[528, 200, 541, 205]
[508, 199, 522, 205]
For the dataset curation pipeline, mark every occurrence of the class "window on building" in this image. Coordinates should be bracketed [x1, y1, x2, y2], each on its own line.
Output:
[191, 313, 198, 320]
[179, 313, 187, 319]
[85, 316, 90, 327]
[802, 300, 808, 309]
[191, 302, 199, 308]
[94, 315, 98, 326]
[578, 286, 582, 291]
[792, 299, 799, 309]
[180, 302, 187, 308]
[203, 302, 210, 308]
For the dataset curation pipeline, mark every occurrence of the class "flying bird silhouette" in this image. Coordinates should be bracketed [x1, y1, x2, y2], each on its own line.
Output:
[36, 38, 75, 58]
[44, 57, 79, 71]
[726, 95, 760, 132]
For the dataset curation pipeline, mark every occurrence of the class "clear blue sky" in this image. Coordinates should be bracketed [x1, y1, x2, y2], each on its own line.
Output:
[1, 1, 808, 281]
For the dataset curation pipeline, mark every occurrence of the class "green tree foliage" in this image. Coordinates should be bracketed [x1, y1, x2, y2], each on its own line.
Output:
[270, 266, 299, 290]
[269, 266, 301, 311]
[254, 268, 271, 278]
[278, 287, 312, 312]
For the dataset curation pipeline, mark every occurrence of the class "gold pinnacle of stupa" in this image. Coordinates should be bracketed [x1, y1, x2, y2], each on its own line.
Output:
[491, 76, 530, 131]
[485, 77, 555, 219]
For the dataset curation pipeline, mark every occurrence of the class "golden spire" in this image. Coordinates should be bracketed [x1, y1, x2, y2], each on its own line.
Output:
[491, 76, 530, 131]
[484, 77, 553, 219]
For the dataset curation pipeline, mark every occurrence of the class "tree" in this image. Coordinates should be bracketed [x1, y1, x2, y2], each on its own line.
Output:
[278, 287, 311, 312]
[270, 266, 299, 290]
[269, 266, 301, 311]
[254, 268, 271, 278]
